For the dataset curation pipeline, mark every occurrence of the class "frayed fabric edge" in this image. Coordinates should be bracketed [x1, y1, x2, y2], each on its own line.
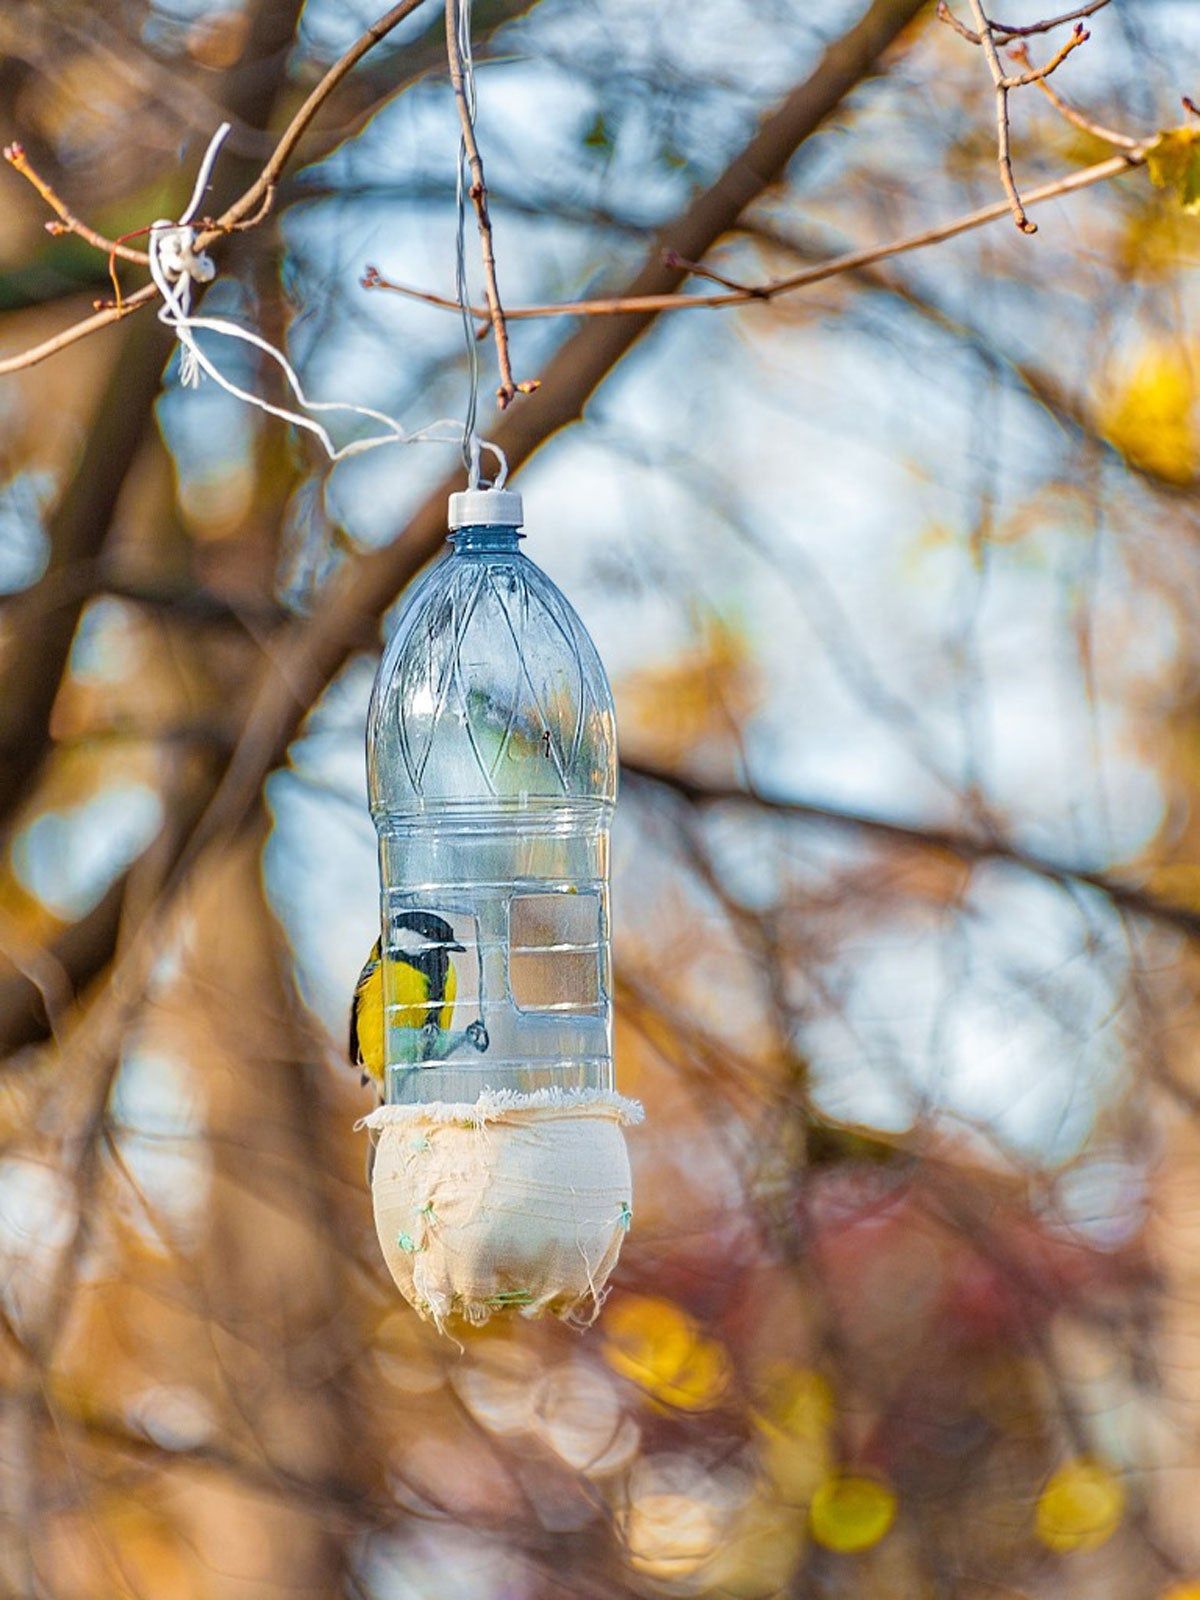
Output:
[413, 1280, 613, 1337]
[358, 1086, 644, 1132]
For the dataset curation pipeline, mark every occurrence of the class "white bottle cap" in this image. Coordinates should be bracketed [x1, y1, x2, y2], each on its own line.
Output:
[448, 488, 524, 529]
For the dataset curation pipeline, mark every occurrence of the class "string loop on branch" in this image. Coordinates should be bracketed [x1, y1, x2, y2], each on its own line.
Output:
[145, 122, 508, 480]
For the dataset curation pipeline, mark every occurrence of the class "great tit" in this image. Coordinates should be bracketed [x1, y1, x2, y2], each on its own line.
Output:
[349, 910, 489, 1098]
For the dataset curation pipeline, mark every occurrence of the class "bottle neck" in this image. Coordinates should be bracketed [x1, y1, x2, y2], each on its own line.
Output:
[448, 525, 524, 554]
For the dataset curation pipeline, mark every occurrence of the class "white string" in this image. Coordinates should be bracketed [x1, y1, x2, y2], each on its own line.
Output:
[146, 122, 509, 484]
[452, 0, 484, 489]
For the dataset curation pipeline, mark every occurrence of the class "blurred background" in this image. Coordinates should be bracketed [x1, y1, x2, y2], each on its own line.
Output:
[2, 0, 1200, 1594]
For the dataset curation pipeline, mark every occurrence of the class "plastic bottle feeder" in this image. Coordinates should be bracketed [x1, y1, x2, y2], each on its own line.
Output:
[363, 487, 640, 1330]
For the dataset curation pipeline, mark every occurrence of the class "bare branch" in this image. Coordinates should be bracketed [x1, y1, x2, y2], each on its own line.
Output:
[0, 288, 156, 376]
[661, 247, 772, 297]
[443, 0, 525, 407]
[363, 148, 1144, 320]
[0, 0, 430, 377]
[1012, 41, 1141, 147]
[209, 0, 428, 237]
[967, 0, 1038, 231]
[2, 143, 150, 264]
[936, 2, 980, 42]
[0, 0, 1122, 379]
[990, 0, 1110, 41]
[1000, 21, 1088, 88]
[622, 760, 1200, 945]
[937, 0, 1110, 45]
[943, 0, 1103, 227]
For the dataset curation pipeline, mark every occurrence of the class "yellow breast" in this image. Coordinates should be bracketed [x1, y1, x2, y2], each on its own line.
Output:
[389, 953, 457, 1033]
[354, 959, 386, 1088]
[355, 950, 459, 1085]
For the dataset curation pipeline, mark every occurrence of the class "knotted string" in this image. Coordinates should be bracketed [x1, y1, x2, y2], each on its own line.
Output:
[146, 122, 508, 481]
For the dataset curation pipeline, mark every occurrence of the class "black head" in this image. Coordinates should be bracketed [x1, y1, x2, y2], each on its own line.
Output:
[394, 910, 465, 952]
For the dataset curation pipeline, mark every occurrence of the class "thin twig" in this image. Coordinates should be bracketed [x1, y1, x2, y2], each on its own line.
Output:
[936, 0, 1110, 45]
[0, 0, 429, 378]
[0, 0, 1120, 379]
[990, 0, 1110, 40]
[1010, 41, 1139, 147]
[443, 0, 525, 407]
[2, 143, 151, 264]
[1000, 22, 1088, 88]
[936, 2, 981, 43]
[967, 0, 1038, 231]
[208, 0, 429, 238]
[363, 148, 1143, 322]
[662, 248, 771, 297]
[0, 290, 157, 375]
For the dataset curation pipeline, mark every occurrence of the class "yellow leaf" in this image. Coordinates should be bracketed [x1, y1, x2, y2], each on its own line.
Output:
[1119, 201, 1200, 281]
[1098, 344, 1200, 485]
[1146, 127, 1200, 215]
[1034, 1457, 1125, 1553]
[809, 1474, 897, 1554]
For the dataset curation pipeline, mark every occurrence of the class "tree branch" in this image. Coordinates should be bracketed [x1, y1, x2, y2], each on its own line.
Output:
[0, 0, 326, 837]
[622, 760, 1200, 944]
[208, 0, 430, 238]
[2, 141, 150, 264]
[936, 0, 1110, 46]
[363, 147, 1144, 321]
[1011, 40, 1139, 148]
[3, 0, 930, 1061]
[740, 212, 1199, 501]
[0, 314, 173, 824]
[0, 0, 431, 377]
[967, 0, 1038, 231]
[990, 0, 1110, 41]
[1000, 21, 1088, 89]
[940, 0, 1106, 227]
[444, 0, 522, 407]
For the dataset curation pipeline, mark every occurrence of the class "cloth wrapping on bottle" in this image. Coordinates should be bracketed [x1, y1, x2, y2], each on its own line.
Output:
[362, 1089, 642, 1330]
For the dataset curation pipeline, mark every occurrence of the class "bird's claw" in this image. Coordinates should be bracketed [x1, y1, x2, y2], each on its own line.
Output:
[466, 1019, 489, 1053]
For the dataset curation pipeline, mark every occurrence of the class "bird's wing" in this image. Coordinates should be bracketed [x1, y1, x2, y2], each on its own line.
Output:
[350, 951, 385, 1089]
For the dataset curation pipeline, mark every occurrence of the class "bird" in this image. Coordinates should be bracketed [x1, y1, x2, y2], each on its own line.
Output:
[349, 910, 489, 1099]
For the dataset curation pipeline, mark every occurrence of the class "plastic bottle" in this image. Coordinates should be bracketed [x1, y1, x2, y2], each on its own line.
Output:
[366, 488, 618, 1105]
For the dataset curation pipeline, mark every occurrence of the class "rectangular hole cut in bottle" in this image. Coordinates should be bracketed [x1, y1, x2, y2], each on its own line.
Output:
[508, 891, 603, 1014]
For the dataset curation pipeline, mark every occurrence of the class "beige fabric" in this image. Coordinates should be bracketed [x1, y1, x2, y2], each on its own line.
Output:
[364, 1090, 641, 1331]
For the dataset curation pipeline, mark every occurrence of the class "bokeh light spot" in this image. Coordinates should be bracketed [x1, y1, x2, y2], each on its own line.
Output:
[1034, 1458, 1125, 1553]
[755, 1365, 835, 1499]
[809, 1473, 897, 1554]
[756, 1365, 835, 1437]
[602, 1293, 729, 1411]
[621, 1454, 747, 1582]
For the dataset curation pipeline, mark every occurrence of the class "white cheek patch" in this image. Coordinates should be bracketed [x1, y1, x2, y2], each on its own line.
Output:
[393, 926, 428, 955]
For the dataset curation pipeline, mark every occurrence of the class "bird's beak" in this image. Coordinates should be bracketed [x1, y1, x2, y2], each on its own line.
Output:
[448, 941, 466, 952]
